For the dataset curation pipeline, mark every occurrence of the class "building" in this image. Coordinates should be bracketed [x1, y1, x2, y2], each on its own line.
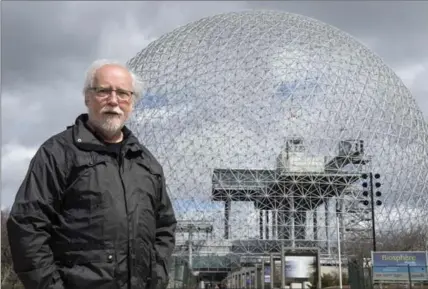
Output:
[128, 10, 428, 285]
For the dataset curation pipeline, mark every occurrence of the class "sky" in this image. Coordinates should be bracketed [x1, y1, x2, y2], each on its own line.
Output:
[1, 1, 428, 210]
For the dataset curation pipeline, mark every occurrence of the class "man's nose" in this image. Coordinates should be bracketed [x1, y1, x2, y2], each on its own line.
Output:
[106, 92, 119, 105]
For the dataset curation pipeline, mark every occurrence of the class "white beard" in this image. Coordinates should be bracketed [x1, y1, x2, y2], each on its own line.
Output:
[88, 110, 125, 139]
[99, 114, 124, 135]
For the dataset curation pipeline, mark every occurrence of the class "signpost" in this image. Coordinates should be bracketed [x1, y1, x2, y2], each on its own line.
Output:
[372, 251, 428, 282]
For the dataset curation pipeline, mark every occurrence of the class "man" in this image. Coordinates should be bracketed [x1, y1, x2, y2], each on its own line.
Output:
[7, 59, 177, 289]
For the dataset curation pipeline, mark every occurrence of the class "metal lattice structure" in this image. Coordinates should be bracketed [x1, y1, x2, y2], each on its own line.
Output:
[127, 10, 428, 272]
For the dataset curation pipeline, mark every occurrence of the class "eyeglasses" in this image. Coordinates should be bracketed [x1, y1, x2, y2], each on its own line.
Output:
[89, 87, 134, 101]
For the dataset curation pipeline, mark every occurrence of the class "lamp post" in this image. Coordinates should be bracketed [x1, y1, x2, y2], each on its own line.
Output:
[361, 173, 382, 252]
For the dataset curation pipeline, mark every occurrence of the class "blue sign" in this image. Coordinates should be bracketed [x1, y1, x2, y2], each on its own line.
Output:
[372, 251, 428, 282]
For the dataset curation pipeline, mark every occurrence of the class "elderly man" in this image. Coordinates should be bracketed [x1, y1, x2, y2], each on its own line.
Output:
[7, 60, 177, 289]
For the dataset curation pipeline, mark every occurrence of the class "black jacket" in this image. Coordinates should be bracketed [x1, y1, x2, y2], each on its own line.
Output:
[7, 114, 177, 289]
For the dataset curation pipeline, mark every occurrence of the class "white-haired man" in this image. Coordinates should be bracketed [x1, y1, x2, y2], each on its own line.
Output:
[7, 60, 177, 289]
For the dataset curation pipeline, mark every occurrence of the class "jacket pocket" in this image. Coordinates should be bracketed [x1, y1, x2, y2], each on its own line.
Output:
[59, 249, 117, 289]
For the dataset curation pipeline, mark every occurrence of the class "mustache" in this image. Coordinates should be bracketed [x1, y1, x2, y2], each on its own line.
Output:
[101, 107, 124, 116]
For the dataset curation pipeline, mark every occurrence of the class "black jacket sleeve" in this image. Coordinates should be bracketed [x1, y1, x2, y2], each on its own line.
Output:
[154, 173, 177, 289]
[6, 145, 65, 289]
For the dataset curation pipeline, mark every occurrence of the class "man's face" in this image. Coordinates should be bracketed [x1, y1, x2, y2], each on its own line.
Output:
[85, 64, 134, 138]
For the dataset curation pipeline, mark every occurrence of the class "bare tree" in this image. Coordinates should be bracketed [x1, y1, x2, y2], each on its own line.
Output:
[1, 209, 23, 289]
[377, 222, 428, 251]
[1, 209, 12, 286]
[342, 220, 428, 289]
[345, 218, 428, 258]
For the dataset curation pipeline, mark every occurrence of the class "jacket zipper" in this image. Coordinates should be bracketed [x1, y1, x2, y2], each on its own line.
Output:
[117, 152, 132, 289]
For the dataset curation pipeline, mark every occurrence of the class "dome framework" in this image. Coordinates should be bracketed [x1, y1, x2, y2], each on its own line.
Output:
[127, 10, 428, 273]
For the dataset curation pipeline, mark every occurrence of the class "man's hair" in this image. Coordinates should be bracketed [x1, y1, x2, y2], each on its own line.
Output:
[82, 59, 144, 101]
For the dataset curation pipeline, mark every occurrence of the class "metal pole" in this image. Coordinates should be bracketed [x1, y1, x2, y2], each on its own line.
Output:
[336, 215, 343, 289]
[317, 249, 321, 289]
[254, 265, 258, 289]
[189, 229, 193, 268]
[408, 264, 412, 289]
[369, 172, 377, 252]
[261, 261, 265, 289]
[281, 242, 285, 289]
[270, 254, 274, 289]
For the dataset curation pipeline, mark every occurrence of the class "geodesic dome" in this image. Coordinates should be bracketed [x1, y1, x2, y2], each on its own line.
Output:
[127, 10, 428, 264]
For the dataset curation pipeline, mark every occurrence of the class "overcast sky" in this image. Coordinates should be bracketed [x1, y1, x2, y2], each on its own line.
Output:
[1, 1, 427, 209]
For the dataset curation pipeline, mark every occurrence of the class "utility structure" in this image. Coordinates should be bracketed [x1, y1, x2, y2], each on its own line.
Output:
[361, 173, 382, 251]
[211, 138, 370, 255]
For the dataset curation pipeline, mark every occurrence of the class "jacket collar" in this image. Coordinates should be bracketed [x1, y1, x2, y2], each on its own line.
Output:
[71, 113, 143, 155]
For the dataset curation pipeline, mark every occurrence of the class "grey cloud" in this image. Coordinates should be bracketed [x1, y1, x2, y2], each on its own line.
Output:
[2, 84, 86, 147]
[2, 2, 90, 90]
[1, 144, 38, 208]
[1, 1, 158, 90]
